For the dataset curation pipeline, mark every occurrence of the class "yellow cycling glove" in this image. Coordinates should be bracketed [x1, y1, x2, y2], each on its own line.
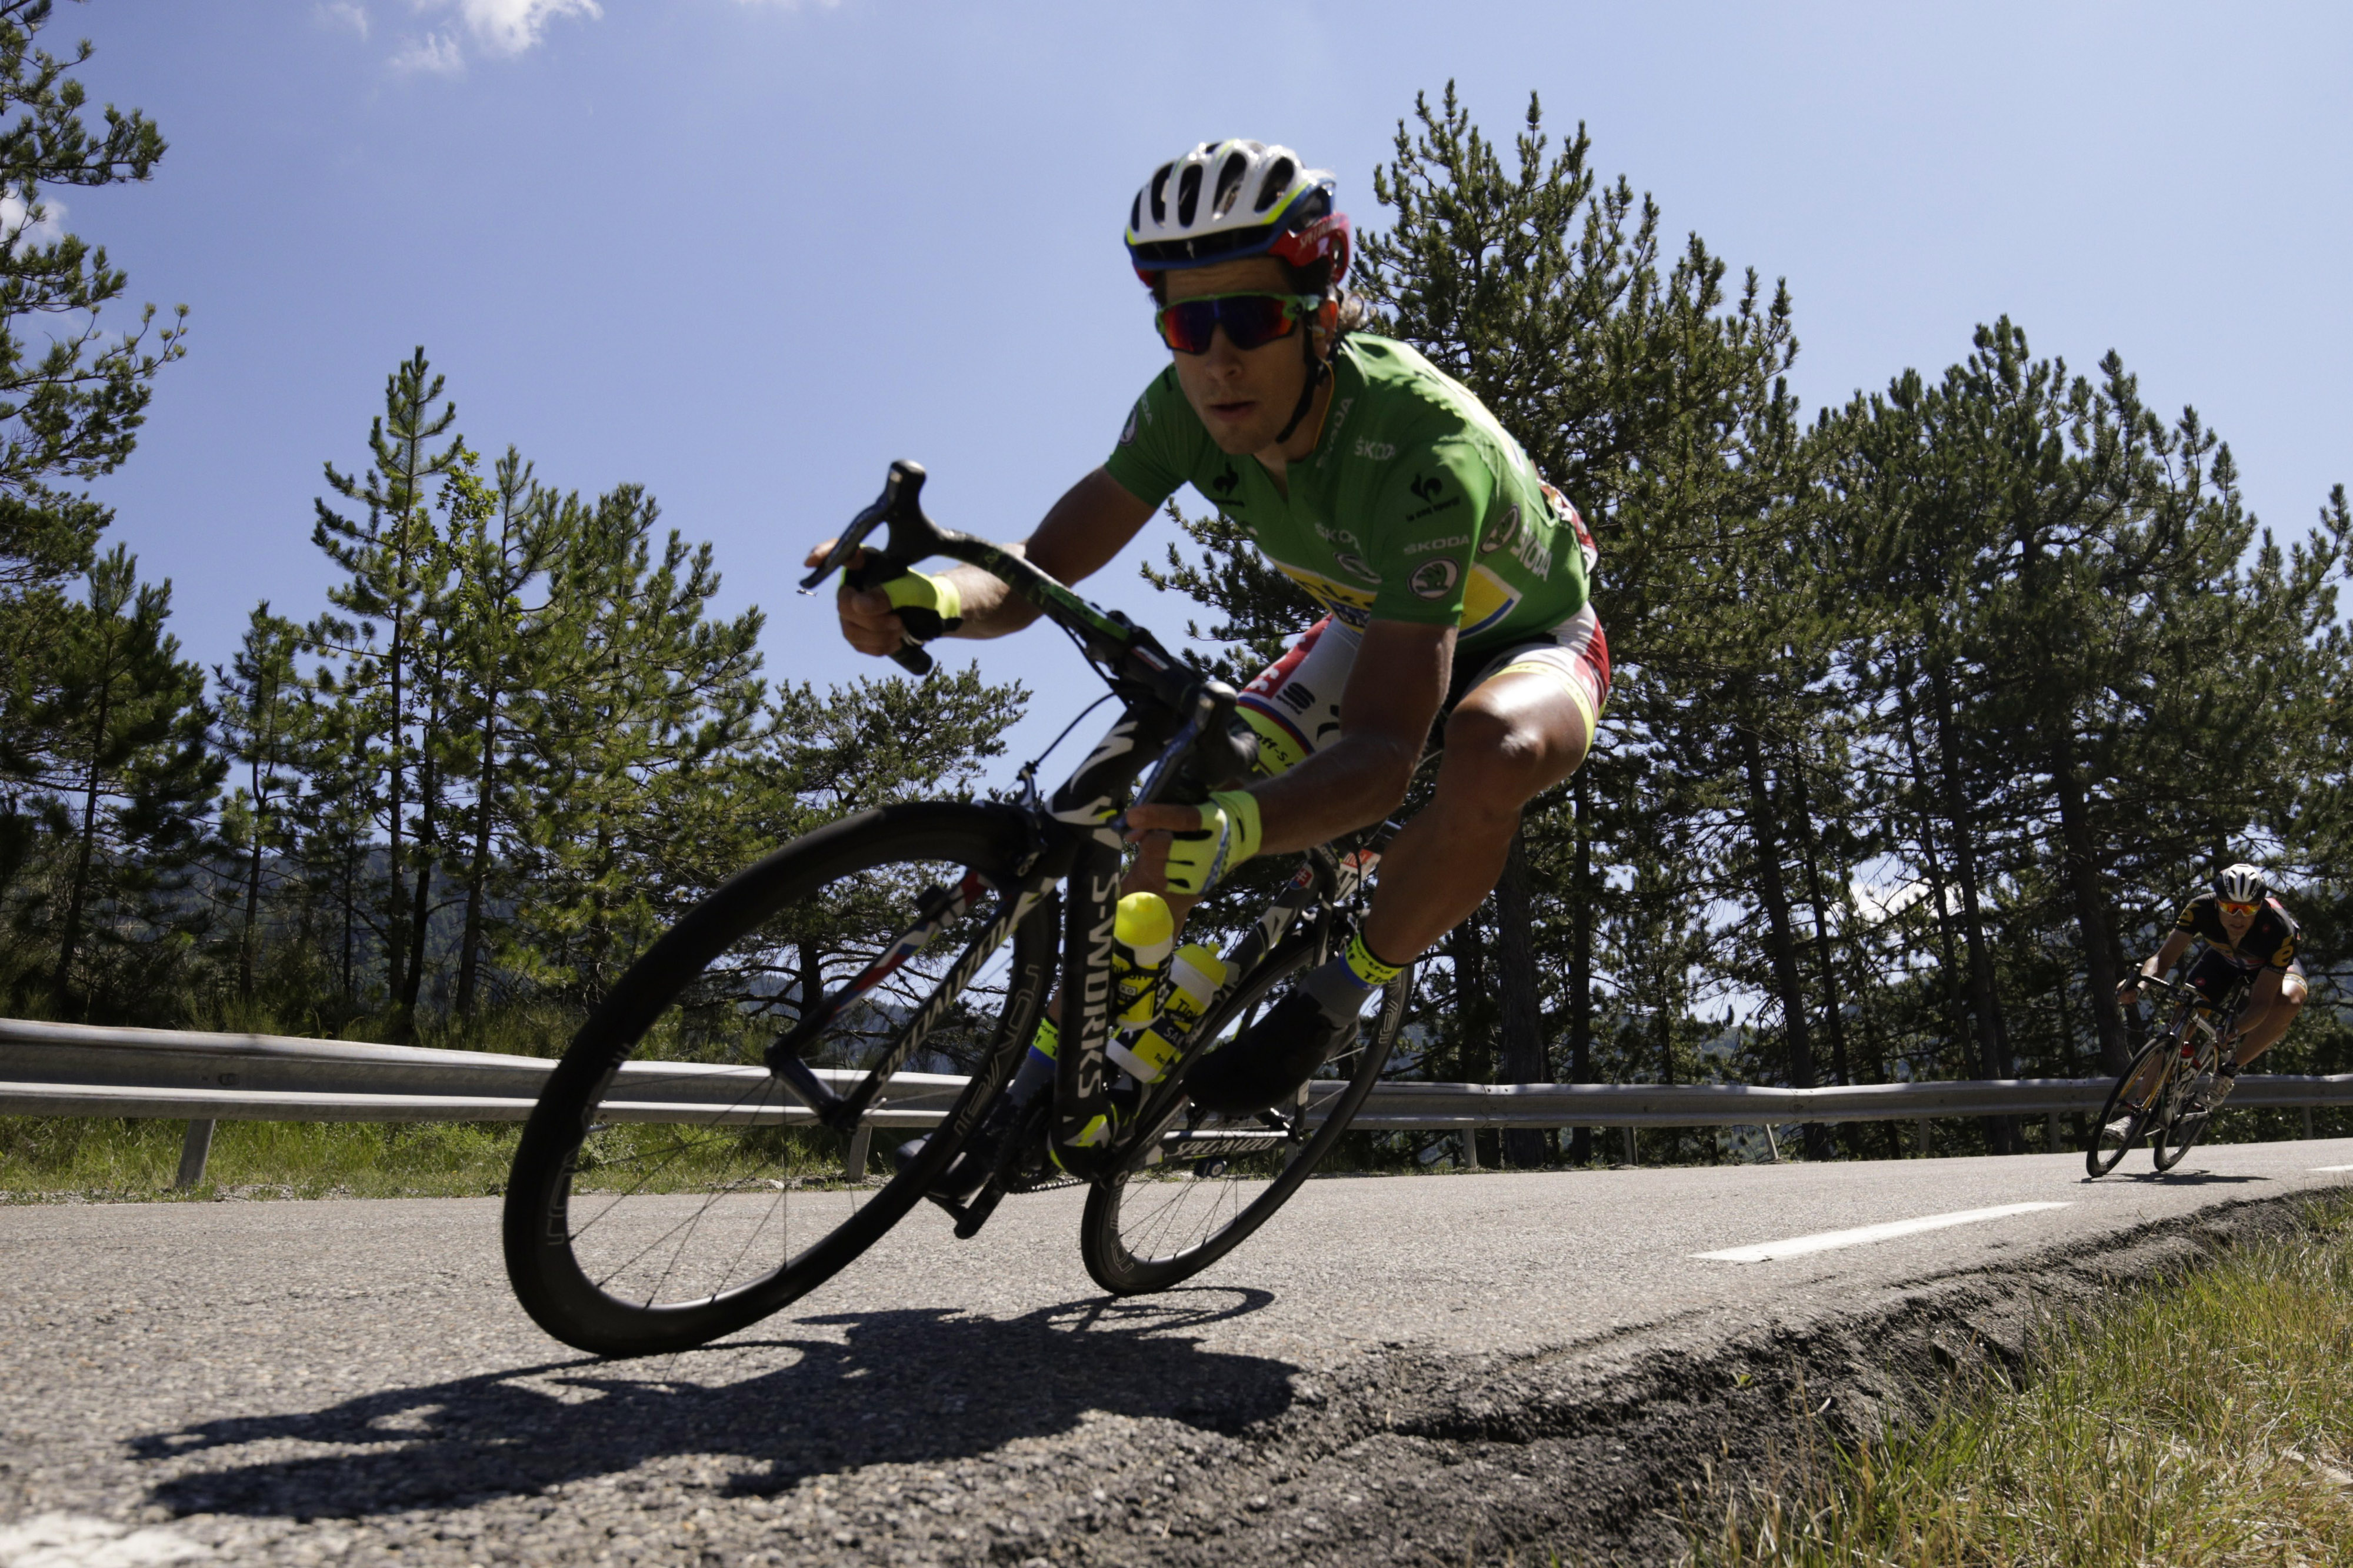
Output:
[859, 569, 963, 641]
[1162, 789, 1262, 897]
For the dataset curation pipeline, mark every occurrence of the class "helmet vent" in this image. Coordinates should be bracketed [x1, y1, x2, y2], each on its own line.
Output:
[1148, 165, 1171, 226]
[1257, 158, 1296, 212]
[1212, 151, 1248, 220]
[1129, 194, 1141, 233]
[1176, 163, 1202, 227]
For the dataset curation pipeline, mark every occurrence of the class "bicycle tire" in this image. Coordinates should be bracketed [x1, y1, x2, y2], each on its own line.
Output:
[503, 802, 1053, 1357]
[2086, 1033, 2173, 1179]
[1078, 935, 1407, 1296]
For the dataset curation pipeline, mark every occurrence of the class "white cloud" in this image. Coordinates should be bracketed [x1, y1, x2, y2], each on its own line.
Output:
[0, 192, 65, 255]
[318, 1, 370, 39]
[389, 29, 466, 75]
[432, 0, 602, 55]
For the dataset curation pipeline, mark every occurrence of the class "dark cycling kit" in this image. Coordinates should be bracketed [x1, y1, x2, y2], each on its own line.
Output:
[1104, 331, 1610, 776]
[2172, 890, 2303, 1004]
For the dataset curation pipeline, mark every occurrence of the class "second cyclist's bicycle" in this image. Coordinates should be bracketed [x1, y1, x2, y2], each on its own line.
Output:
[502, 462, 1414, 1357]
[2085, 973, 2244, 1177]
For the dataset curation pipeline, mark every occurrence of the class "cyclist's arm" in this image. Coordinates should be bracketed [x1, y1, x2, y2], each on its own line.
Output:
[813, 468, 1155, 656]
[1249, 619, 1451, 854]
[1128, 619, 1451, 872]
[2126, 930, 2194, 991]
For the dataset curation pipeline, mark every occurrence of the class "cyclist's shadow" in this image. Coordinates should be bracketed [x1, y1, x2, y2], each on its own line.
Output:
[131, 1290, 1291, 1520]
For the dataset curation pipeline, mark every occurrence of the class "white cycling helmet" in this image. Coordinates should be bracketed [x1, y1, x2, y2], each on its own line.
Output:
[2213, 862, 2268, 903]
[1124, 140, 1351, 285]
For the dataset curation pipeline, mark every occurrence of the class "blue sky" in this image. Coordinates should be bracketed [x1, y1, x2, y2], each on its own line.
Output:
[54, 0, 2353, 775]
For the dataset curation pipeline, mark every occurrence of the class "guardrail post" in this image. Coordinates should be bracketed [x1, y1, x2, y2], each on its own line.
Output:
[1461, 1132, 1479, 1171]
[1915, 1118, 1931, 1158]
[843, 1124, 871, 1182]
[2304, 1106, 2316, 1141]
[175, 1119, 215, 1189]
[2045, 1112, 2059, 1150]
[1622, 1126, 1636, 1166]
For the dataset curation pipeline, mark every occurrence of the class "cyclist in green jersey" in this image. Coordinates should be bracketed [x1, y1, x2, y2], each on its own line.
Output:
[812, 139, 1608, 1125]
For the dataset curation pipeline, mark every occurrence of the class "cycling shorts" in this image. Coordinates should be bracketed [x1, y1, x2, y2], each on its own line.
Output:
[2184, 946, 2307, 1007]
[1234, 605, 1611, 778]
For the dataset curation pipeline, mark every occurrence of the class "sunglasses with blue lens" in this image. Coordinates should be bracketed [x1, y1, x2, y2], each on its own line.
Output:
[1154, 292, 1324, 354]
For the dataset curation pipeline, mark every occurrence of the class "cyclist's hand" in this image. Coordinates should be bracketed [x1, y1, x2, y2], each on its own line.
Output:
[805, 543, 961, 657]
[1125, 791, 1262, 898]
[2115, 976, 2147, 1005]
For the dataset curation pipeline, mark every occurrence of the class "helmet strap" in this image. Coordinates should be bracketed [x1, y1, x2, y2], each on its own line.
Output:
[1272, 307, 1334, 446]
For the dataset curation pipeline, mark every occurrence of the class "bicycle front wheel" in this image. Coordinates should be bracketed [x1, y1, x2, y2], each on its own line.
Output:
[502, 802, 1053, 1357]
[1079, 935, 1407, 1296]
[2153, 1046, 2224, 1173]
[2086, 1034, 2173, 1179]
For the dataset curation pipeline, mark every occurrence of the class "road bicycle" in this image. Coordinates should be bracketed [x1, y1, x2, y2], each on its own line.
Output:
[502, 461, 1413, 1357]
[2085, 973, 2244, 1177]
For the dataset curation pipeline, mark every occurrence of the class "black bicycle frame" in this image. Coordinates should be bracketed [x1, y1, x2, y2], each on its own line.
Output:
[774, 461, 1257, 1180]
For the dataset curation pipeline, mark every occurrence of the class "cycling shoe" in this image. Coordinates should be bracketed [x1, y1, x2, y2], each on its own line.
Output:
[1183, 989, 1355, 1116]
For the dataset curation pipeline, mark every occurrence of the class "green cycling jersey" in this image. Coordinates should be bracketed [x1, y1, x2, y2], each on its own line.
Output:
[1102, 333, 1595, 655]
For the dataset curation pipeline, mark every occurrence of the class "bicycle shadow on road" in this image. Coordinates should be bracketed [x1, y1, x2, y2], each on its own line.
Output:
[129, 1288, 1292, 1520]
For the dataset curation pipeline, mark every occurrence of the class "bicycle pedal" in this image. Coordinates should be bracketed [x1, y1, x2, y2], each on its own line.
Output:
[948, 1181, 1009, 1239]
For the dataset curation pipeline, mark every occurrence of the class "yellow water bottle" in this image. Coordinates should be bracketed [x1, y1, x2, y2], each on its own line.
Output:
[1109, 942, 1229, 1085]
[1112, 892, 1175, 1025]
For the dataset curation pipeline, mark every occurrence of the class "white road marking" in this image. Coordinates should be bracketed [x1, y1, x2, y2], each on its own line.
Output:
[2309, 1165, 2353, 1173]
[1694, 1202, 2072, 1263]
[0, 1512, 209, 1566]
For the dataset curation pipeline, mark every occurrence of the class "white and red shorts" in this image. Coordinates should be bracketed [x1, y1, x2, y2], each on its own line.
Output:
[1233, 606, 1610, 777]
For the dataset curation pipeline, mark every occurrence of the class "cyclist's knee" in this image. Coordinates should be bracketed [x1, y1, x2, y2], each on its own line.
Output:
[1439, 702, 1551, 806]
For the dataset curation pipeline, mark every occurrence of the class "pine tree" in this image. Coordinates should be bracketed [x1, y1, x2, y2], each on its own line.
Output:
[6, 546, 216, 1016]
[211, 605, 306, 1004]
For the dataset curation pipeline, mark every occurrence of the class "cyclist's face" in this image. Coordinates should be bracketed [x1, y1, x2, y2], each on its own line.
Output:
[1163, 257, 1315, 456]
[2220, 902, 2257, 940]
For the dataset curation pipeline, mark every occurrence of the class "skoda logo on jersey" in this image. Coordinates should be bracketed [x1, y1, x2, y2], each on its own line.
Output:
[1334, 552, 1379, 582]
[1352, 437, 1396, 461]
[1482, 503, 1520, 555]
[1408, 472, 1444, 505]
[1211, 466, 1240, 498]
[1119, 402, 1141, 446]
[1409, 558, 1459, 600]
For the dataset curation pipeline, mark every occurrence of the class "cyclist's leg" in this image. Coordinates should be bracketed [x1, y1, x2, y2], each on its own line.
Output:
[2232, 959, 2306, 1067]
[1188, 609, 1607, 1114]
[1359, 606, 1607, 963]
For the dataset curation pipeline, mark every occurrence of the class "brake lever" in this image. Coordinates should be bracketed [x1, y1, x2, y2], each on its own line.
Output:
[800, 461, 939, 676]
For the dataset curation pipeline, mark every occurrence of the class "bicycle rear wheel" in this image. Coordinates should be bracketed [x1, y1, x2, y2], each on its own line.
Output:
[502, 802, 1053, 1357]
[2086, 1035, 2172, 1178]
[1078, 935, 1407, 1296]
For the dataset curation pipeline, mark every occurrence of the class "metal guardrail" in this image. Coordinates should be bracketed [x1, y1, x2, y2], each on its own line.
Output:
[5, 1017, 2349, 1185]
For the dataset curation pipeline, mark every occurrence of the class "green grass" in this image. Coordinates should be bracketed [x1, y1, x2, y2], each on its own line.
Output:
[0, 1115, 526, 1200]
[1682, 1199, 2353, 1566]
[0, 1114, 894, 1202]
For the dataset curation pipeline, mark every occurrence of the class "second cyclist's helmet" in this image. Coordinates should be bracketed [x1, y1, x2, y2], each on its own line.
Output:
[2214, 862, 2269, 904]
[1125, 141, 1352, 286]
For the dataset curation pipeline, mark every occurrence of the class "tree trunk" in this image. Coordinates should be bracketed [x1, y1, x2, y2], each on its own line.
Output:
[455, 708, 496, 1020]
[1494, 829, 1549, 1168]
[241, 758, 264, 1004]
[2048, 736, 2131, 1072]
[1567, 769, 1595, 1168]
[1926, 659, 2018, 1153]
[51, 648, 117, 1017]
[1448, 913, 1499, 1170]
[385, 608, 409, 1012]
[1894, 679, 1972, 1053]
[1735, 712, 1822, 1158]
[1788, 754, 1850, 1157]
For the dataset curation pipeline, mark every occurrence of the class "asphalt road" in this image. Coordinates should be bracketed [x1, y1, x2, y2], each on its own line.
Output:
[5, 1137, 2349, 1567]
